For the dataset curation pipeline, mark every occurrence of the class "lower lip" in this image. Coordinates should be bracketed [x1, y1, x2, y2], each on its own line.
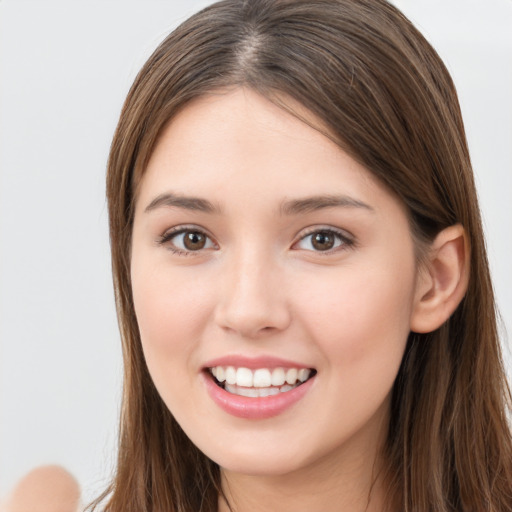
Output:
[203, 372, 315, 419]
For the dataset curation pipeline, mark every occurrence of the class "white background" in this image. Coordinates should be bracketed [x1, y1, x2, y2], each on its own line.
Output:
[1, 0, 511, 504]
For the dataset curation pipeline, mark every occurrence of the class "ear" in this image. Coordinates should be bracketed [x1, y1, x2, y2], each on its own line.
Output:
[410, 224, 470, 333]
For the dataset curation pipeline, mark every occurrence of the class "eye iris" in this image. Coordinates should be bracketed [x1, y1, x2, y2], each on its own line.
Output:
[312, 231, 335, 251]
[183, 231, 206, 250]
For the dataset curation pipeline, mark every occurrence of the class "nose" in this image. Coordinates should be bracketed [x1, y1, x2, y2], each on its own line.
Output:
[214, 248, 292, 339]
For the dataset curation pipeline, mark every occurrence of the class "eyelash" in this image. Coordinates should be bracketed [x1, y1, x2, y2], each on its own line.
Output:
[157, 225, 355, 256]
[157, 225, 217, 256]
[293, 226, 355, 254]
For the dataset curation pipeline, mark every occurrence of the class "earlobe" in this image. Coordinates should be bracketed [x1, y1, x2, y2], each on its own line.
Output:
[410, 224, 470, 334]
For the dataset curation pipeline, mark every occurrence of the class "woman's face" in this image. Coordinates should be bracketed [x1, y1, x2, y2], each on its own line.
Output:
[131, 88, 422, 477]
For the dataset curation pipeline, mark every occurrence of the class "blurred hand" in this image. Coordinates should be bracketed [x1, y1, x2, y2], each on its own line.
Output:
[1, 465, 81, 512]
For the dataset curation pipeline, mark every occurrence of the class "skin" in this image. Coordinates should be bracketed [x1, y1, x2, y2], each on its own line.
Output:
[130, 88, 441, 512]
[1, 465, 81, 512]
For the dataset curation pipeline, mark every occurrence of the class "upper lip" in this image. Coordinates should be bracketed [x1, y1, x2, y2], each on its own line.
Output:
[202, 355, 314, 370]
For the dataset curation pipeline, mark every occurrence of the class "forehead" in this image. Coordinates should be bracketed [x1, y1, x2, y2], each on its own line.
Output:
[136, 88, 401, 219]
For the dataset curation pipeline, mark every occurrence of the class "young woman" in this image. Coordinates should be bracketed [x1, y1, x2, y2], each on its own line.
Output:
[88, 0, 512, 510]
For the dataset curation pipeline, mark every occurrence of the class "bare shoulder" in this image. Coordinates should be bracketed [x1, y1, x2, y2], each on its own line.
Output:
[1, 465, 81, 512]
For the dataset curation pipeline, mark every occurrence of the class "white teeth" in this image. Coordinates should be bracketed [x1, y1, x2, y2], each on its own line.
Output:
[285, 368, 298, 385]
[298, 368, 310, 382]
[216, 366, 226, 383]
[236, 386, 259, 398]
[258, 387, 280, 397]
[271, 367, 285, 386]
[236, 367, 253, 387]
[210, 365, 313, 393]
[224, 383, 298, 397]
[225, 366, 237, 385]
[253, 368, 272, 387]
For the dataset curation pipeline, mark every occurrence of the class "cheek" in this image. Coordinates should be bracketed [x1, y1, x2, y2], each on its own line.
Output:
[291, 262, 415, 439]
[130, 262, 221, 427]
[296, 259, 415, 373]
[130, 257, 216, 382]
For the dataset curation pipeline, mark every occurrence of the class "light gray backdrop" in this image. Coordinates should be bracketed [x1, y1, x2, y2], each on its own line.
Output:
[1, 0, 511, 504]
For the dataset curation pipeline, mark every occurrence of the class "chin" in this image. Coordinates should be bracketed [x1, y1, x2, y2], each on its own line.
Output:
[198, 436, 323, 478]
[218, 455, 306, 477]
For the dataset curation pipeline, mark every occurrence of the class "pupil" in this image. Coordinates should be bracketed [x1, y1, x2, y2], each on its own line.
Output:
[184, 231, 206, 250]
[312, 232, 334, 251]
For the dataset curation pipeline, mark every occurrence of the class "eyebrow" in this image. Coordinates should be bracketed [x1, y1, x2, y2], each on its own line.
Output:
[144, 192, 374, 215]
[144, 193, 221, 214]
[279, 195, 374, 215]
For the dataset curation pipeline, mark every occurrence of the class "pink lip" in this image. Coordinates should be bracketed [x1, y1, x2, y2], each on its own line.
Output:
[203, 355, 312, 370]
[202, 370, 316, 420]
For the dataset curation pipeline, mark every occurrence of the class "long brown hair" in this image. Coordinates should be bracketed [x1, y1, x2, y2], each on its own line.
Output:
[90, 1, 512, 510]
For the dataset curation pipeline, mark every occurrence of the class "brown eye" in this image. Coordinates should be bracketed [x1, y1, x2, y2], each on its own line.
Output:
[160, 228, 215, 254]
[295, 228, 351, 253]
[183, 231, 207, 250]
[311, 231, 335, 251]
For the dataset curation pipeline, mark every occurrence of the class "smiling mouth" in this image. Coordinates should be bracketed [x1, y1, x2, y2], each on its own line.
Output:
[208, 366, 317, 398]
